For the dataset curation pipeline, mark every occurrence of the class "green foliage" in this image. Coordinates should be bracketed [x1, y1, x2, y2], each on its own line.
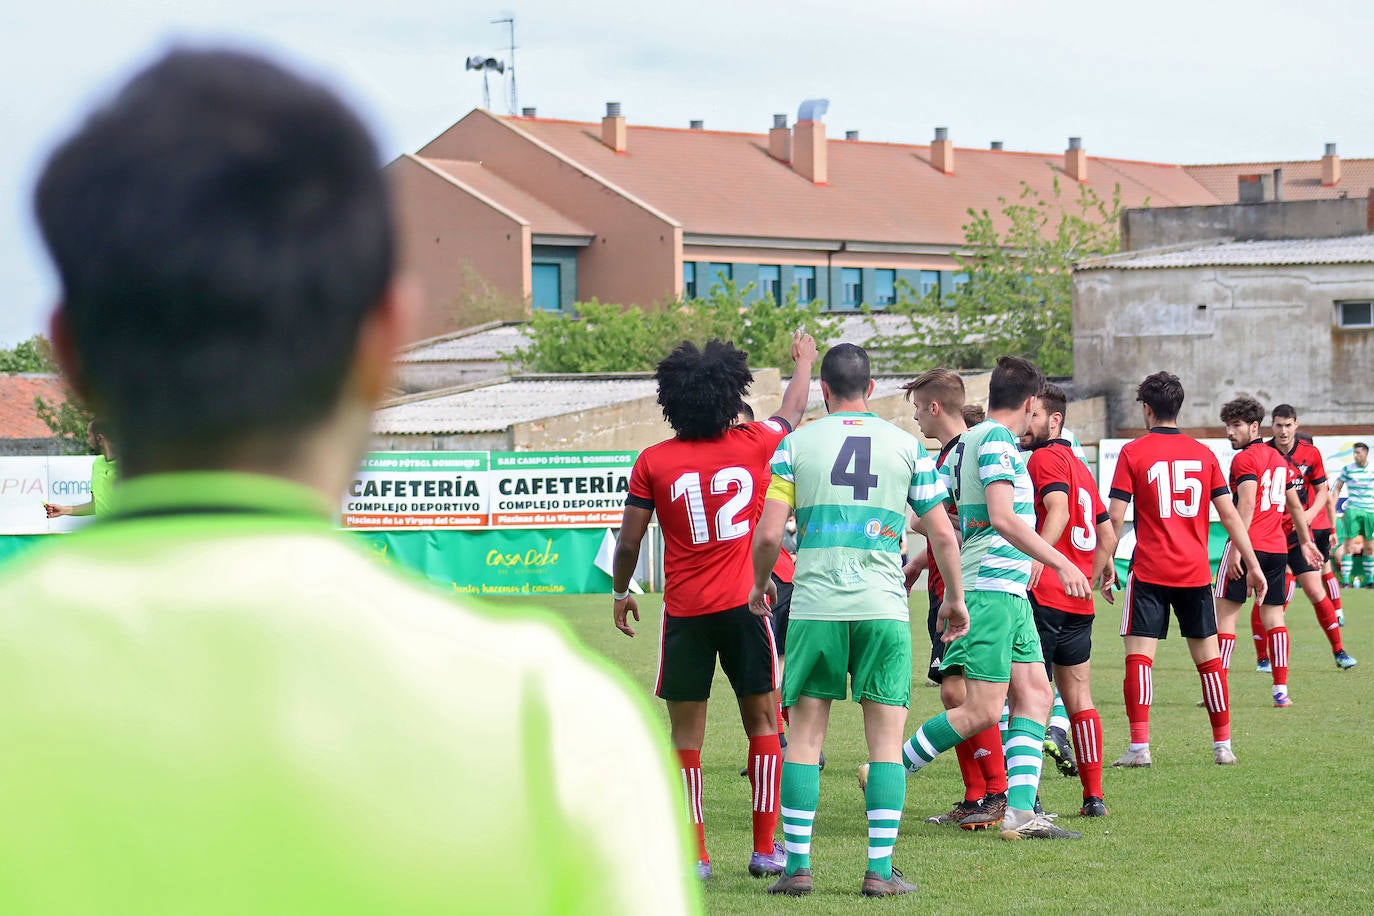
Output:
[513, 282, 842, 374]
[0, 334, 58, 373]
[864, 175, 1128, 376]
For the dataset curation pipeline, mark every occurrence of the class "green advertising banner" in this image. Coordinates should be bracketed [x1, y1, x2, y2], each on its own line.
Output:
[354, 528, 614, 597]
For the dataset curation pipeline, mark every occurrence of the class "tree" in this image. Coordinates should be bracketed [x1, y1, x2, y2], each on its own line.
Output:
[514, 281, 842, 374]
[0, 334, 58, 373]
[0, 333, 94, 452]
[862, 175, 1129, 376]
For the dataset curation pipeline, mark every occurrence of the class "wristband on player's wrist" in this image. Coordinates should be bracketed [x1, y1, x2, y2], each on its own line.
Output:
[611, 587, 630, 600]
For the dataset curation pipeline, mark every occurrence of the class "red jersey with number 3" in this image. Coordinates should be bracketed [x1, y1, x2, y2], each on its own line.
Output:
[1109, 428, 1229, 587]
[1228, 440, 1293, 553]
[1029, 440, 1108, 614]
[626, 418, 791, 617]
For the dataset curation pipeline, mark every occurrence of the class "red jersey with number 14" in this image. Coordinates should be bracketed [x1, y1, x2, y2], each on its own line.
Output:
[1029, 440, 1109, 614]
[626, 418, 790, 617]
[1109, 428, 1229, 587]
[1228, 440, 1293, 553]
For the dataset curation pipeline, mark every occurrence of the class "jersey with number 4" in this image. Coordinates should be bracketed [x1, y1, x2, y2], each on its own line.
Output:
[626, 418, 790, 617]
[1109, 427, 1229, 587]
[949, 419, 1036, 596]
[767, 412, 946, 622]
[1229, 440, 1293, 553]
[1028, 439, 1108, 614]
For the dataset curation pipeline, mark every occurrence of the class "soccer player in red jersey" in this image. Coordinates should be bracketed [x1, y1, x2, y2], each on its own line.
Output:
[1212, 397, 1322, 708]
[1265, 408, 1358, 670]
[1107, 372, 1265, 767]
[611, 333, 816, 881]
[1022, 383, 1118, 817]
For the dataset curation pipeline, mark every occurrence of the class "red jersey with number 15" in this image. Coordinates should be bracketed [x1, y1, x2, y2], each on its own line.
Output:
[1228, 440, 1294, 553]
[1109, 428, 1230, 587]
[626, 418, 791, 617]
[1029, 440, 1109, 614]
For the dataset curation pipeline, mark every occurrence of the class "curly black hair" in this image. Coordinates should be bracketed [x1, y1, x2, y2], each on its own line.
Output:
[655, 339, 752, 440]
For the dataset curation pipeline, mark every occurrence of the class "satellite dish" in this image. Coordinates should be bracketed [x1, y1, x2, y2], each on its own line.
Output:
[465, 55, 487, 71]
[797, 98, 829, 123]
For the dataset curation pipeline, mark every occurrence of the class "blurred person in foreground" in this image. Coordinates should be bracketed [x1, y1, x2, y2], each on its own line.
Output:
[0, 47, 698, 915]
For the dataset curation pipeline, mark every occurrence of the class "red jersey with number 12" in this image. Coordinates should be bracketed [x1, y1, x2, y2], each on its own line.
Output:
[626, 418, 790, 617]
[1109, 428, 1229, 587]
[1029, 440, 1108, 614]
[1228, 440, 1293, 553]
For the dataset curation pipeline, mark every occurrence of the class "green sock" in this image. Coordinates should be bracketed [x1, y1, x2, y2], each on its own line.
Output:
[1004, 716, 1047, 812]
[1049, 689, 1069, 732]
[1342, 554, 1354, 583]
[901, 711, 964, 773]
[1353, 555, 1366, 583]
[864, 762, 904, 879]
[780, 761, 819, 876]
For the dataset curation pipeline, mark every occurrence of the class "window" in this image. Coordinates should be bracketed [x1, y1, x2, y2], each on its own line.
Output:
[707, 263, 733, 295]
[919, 270, 940, 300]
[951, 272, 970, 293]
[794, 266, 816, 304]
[1337, 300, 1374, 328]
[842, 268, 862, 308]
[532, 263, 562, 311]
[683, 262, 697, 299]
[874, 269, 896, 306]
[758, 265, 781, 304]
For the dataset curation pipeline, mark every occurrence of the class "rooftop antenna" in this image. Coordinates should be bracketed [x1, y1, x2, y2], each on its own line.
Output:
[491, 13, 517, 115]
[464, 55, 505, 109]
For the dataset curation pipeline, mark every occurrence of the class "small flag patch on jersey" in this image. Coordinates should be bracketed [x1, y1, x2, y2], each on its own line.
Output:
[843, 419, 864, 426]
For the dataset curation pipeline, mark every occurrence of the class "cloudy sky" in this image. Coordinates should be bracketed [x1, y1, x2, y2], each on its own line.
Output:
[4, 0, 1372, 345]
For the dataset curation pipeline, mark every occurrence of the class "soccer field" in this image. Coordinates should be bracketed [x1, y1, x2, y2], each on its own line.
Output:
[494, 590, 1371, 914]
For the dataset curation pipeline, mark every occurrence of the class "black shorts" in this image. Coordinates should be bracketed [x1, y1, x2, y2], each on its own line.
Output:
[1120, 574, 1217, 640]
[926, 590, 946, 683]
[1286, 528, 1332, 575]
[1215, 544, 1287, 606]
[770, 575, 793, 654]
[656, 604, 778, 702]
[1030, 595, 1094, 675]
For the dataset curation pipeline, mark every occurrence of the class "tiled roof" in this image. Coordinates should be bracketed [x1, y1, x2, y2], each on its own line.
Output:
[420, 157, 593, 237]
[372, 376, 660, 434]
[1079, 234, 1374, 270]
[1184, 159, 1374, 203]
[492, 117, 1220, 246]
[397, 322, 530, 363]
[0, 374, 68, 438]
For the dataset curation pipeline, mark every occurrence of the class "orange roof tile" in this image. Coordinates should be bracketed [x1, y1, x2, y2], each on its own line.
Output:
[0, 374, 69, 439]
[1184, 159, 1374, 203]
[498, 117, 1221, 246]
[422, 158, 593, 237]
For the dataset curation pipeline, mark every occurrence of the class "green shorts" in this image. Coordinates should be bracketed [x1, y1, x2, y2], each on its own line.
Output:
[781, 618, 912, 708]
[939, 591, 1042, 683]
[1336, 515, 1347, 543]
[1345, 506, 1374, 541]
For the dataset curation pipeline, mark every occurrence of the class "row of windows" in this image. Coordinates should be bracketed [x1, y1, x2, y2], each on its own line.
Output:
[682, 262, 962, 309]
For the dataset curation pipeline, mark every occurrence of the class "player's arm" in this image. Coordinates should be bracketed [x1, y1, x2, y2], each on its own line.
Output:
[1092, 513, 1120, 602]
[1029, 487, 1070, 589]
[1212, 494, 1267, 605]
[985, 480, 1090, 598]
[1107, 496, 1129, 538]
[750, 498, 789, 616]
[44, 501, 92, 518]
[1285, 487, 1323, 568]
[1305, 478, 1328, 528]
[1234, 478, 1257, 530]
[611, 505, 653, 637]
[772, 331, 818, 430]
[919, 504, 968, 641]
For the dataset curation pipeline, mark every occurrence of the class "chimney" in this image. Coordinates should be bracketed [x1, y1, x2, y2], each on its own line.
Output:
[845, 130, 859, 141]
[1273, 167, 1284, 201]
[1322, 142, 1341, 186]
[521, 107, 537, 118]
[601, 102, 626, 153]
[990, 140, 1004, 151]
[769, 114, 790, 162]
[1237, 173, 1271, 204]
[931, 127, 954, 174]
[1065, 136, 1088, 182]
[794, 119, 827, 184]
[689, 119, 704, 130]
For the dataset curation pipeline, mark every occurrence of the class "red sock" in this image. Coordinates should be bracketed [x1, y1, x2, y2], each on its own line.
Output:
[1313, 597, 1344, 652]
[1217, 633, 1236, 670]
[954, 738, 986, 802]
[973, 725, 1008, 794]
[1124, 654, 1153, 744]
[1197, 657, 1230, 742]
[746, 735, 781, 855]
[1324, 570, 1343, 612]
[677, 749, 708, 863]
[1070, 708, 1104, 799]
[1251, 604, 1268, 663]
[1267, 627, 1290, 691]
[1283, 572, 1296, 609]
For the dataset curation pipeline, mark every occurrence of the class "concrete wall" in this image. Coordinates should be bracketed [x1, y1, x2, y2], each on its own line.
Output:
[0, 438, 66, 456]
[388, 156, 530, 339]
[1121, 198, 1370, 252]
[393, 359, 510, 394]
[1074, 262, 1374, 430]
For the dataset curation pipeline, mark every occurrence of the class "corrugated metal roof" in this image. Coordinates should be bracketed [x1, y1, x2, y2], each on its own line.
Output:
[397, 323, 530, 363]
[1079, 234, 1374, 270]
[372, 376, 659, 434]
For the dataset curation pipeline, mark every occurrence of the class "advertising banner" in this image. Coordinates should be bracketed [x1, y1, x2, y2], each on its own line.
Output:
[342, 452, 490, 529]
[0, 456, 98, 535]
[488, 451, 634, 529]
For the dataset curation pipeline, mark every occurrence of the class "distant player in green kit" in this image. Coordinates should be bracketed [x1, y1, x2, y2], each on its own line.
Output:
[898, 356, 1091, 840]
[44, 419, 117, 517]
[749, 343, 967, 897]
[1333, 442, 1374, 589]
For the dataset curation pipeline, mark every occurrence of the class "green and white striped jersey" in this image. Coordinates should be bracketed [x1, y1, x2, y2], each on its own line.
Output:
[768, 412, 947, 622]
[1337, 460, 1374, 509]
[949, 419, 1034, 596]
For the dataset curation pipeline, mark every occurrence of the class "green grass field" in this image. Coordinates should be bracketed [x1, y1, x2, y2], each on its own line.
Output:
[496, 590, 1371, 914]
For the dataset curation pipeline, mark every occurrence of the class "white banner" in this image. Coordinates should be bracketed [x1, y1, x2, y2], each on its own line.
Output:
[0, 456, 98, 534]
